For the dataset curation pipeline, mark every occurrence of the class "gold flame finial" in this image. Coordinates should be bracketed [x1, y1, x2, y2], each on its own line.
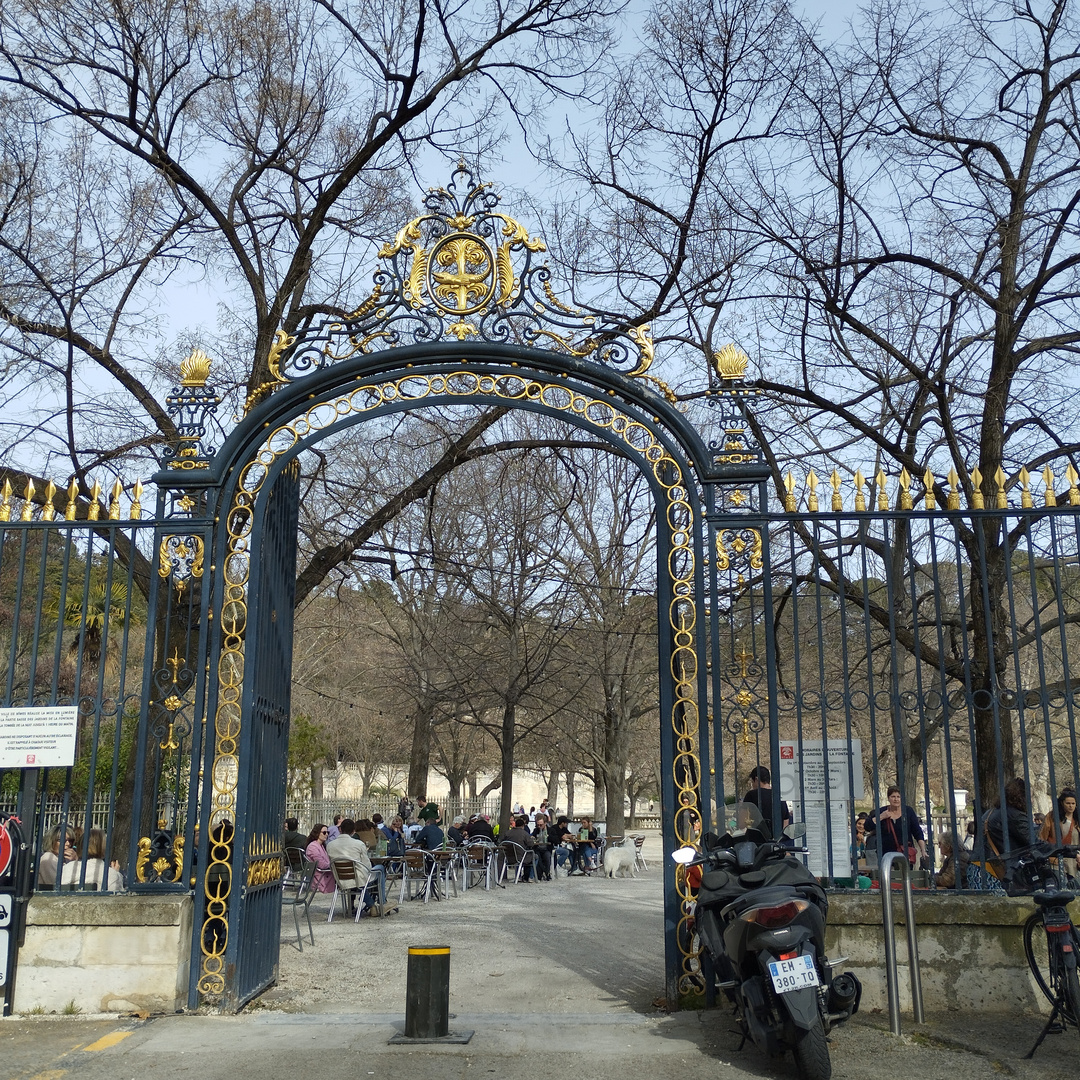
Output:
[712, 343, 749, 382]
[0, 480, 11, 522]
[875, 469, 889, 511]
[179, 348, 212, 387]
[783, 472, 796, 513]
[854, 469, 866, 512]
[923, 468, 936, 510]
[1067, 464, 1079, 506]
[131, 480, 144, 520]
[807, 470, 819, 512]
[65, 479, 79, 520]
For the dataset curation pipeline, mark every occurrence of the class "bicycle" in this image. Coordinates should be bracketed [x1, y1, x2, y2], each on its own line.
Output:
[1011, 844, 1080, 1057]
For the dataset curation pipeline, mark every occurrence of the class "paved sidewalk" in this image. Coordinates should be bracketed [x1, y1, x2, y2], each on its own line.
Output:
[2, 832, 1074, 1080]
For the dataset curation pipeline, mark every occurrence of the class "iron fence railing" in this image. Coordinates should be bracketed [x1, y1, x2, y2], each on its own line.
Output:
[709, 494, 1080, 886]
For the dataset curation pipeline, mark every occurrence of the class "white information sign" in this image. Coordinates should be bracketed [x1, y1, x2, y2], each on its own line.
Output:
[0, 929, 8, 986]
[0, 706, 78, 768]
[777, 739, 864, 801]
[0, 894, 10, 929]
[794, 800, 854, 878]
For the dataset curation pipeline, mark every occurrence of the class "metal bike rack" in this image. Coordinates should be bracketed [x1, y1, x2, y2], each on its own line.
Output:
[879, 851, 925, 1035]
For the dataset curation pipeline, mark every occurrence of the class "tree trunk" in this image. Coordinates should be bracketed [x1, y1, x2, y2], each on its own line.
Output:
[547, 769, 560, 810]
[498, 699, 517, 838]
[605, 768, 626, 837]
[566, 771, 576, 819]
[310, 764, 323, 799]
[407, 706, 433, 799]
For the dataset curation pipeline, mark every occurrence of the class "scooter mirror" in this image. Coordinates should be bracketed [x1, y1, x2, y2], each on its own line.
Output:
[671, 846, 698, 864]
[784, 822, 807, 840]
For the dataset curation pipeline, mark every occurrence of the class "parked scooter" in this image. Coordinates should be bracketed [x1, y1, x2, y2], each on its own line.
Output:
[673, 803, 860, 1080]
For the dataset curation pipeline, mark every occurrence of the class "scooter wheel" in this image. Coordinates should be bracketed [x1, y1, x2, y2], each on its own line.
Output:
[791, 1016, 831, 1080]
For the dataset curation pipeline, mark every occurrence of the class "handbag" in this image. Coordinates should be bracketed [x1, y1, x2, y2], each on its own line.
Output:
[885, 817, 917, 867]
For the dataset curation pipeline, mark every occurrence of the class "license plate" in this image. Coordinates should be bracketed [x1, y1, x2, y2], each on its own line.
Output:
[768, 954, 819, 994]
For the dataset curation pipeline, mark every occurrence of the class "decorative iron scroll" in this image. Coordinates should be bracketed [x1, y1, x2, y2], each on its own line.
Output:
[264, 166, 661, 391]
[158, 535, 205, 595]
[136, 832, 185, 884]
[163, 349, 222, 467]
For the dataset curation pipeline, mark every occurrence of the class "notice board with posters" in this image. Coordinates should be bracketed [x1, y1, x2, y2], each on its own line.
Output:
[778, 740, 864, 878]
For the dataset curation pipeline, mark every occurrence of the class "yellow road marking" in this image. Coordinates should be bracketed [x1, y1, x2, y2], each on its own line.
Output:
[82, 1031, 131, 1052]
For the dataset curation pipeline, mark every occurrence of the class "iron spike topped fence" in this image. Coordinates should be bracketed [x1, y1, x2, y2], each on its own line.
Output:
[780, 463, 1080, 512]
[0, 475, 147, 522]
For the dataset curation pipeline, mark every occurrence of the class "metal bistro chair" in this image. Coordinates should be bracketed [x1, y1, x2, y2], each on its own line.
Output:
[328, 858, 378, 922]
[281, 860, 316, 950]
[283, 845, 306, 885]
[400, 848, 436, 903]
[497, 840, 532, 885]
[631, 834, 648, 871]
[464, 841, 496, 890]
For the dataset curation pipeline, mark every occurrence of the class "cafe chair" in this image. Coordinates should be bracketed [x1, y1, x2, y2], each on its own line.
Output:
[631, 834, 648, 871]
[283, 845, 306, 885]
[327, 858, 378, 922]
[400, 849, 435, 902]
[281, 861, 316, 950]
[497, 840, 531, 885]
[464, 842, 496, 890]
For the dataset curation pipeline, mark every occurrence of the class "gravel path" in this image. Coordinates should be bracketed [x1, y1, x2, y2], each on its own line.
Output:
[268, 833, 667, 1014]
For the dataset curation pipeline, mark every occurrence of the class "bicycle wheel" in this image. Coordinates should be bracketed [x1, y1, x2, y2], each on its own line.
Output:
[1024, 910, 1080, 1024]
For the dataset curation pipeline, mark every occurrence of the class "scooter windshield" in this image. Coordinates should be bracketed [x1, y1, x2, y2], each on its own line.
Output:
[720, 801, 772, 844]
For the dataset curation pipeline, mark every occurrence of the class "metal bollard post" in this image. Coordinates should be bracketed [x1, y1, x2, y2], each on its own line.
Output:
[405, 946, 450, 1038]
[389, 947, 473, 1045]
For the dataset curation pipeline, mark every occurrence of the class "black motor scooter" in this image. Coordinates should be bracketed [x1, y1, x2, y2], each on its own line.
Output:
[673, 803, 860, 1080]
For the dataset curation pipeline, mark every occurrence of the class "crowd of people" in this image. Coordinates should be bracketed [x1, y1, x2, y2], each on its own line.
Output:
[285, 796, 622, 914]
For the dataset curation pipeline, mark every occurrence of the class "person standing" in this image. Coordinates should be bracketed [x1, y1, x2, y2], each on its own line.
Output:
[865, 785, 927, 867]
[1039, 786, 1079, 879]
[417, 797, 441, 825]
[741, 766, 791, 840]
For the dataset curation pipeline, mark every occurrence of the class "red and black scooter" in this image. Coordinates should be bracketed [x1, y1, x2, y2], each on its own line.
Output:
[673, 803, 860, 1080]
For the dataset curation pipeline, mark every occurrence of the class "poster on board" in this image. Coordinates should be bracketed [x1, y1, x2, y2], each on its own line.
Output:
[0, 706, 78, 769]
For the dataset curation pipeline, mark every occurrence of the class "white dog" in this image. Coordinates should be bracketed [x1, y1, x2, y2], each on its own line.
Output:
[602, 843, 637, 878]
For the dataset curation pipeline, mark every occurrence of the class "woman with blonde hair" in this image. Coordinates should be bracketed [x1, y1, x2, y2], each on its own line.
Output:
[61, 828, 124, 891]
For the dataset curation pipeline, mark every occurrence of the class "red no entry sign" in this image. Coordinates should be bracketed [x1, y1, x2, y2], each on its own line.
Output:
[0, 822, 13, 881]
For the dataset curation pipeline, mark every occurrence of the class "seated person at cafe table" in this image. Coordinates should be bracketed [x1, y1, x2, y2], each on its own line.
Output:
[38, 824, 78, 887]
[568, 817, 599, 874]
[326, 817, 385, 911]
[531, 813, 552, 881]
[413, 819, 445, 850]
[464, 814, 495, 842]
[504, 816, 536, 881]
[447, 816, 468, 845]
[550, 816, 575, 871]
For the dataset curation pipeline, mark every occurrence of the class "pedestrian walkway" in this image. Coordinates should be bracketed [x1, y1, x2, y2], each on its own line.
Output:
[2, 832, 1074, 1080]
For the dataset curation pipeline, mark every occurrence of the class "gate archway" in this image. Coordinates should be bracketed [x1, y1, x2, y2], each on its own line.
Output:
[149, 168, 771, 1010]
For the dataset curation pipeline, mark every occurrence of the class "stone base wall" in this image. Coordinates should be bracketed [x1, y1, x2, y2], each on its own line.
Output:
[825, 891, 1077, 1013]
[12, 894, 192, 1015]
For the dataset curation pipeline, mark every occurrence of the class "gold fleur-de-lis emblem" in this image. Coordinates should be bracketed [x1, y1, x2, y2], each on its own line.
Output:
[429, 235, 494, 314]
